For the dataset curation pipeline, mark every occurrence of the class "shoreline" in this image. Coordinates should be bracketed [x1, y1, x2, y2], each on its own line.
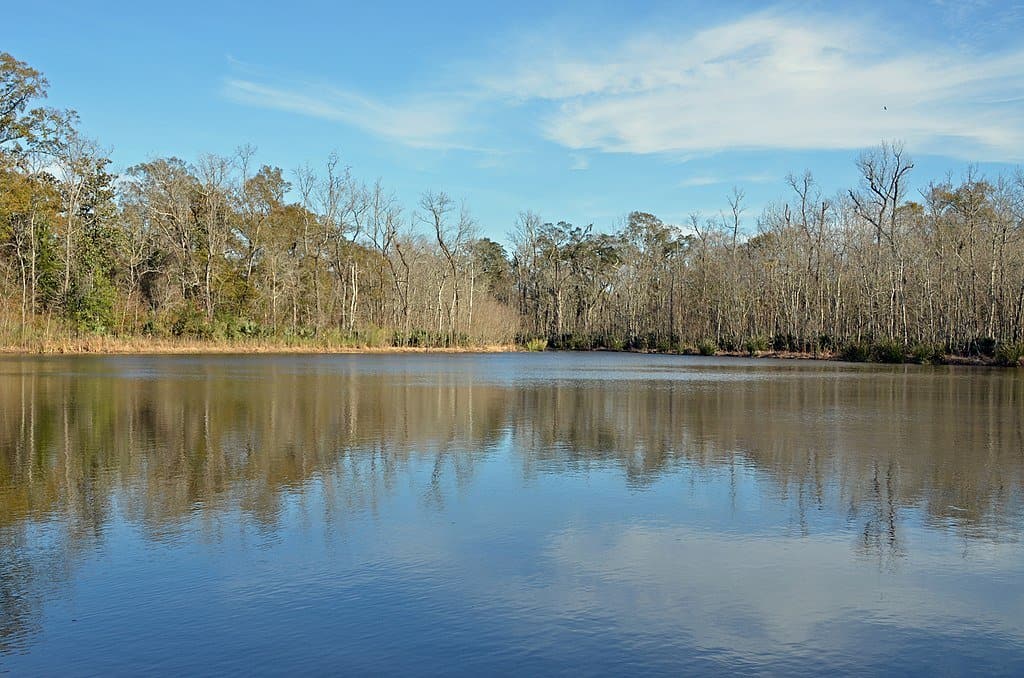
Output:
[0, 338, 521, 356]
[0, 339, 1015, 366]
[699, 349, 1002, 367]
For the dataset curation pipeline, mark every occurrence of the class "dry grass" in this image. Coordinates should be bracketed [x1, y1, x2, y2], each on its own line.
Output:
[0, 334, 520, 356]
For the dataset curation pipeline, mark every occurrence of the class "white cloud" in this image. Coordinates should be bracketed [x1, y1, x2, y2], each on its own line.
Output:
[222, 11, 1024, 163]
[223, 77, 475, 151]
[485, 12, 1024, 161]
[539, 523, 1024, 654]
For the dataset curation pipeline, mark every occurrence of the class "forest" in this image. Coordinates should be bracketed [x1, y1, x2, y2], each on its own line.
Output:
[2, 52, 1023, 363]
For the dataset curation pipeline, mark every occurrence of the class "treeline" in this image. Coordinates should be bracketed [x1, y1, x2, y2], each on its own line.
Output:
[0, 53, 516, 347]
[510, 156, 1024, 364]
[2, 53, 1024, 362]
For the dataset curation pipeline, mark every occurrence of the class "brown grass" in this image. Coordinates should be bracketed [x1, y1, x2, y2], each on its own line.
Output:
[0, 335, 520, 356]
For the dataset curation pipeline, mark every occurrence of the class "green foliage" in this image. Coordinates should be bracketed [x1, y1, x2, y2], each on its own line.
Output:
[397, 329, 467, 348]
[285, 325, 318, 340]
[840, 340, 905, 363]
[995, 342, 1024, 367]
[697, 340, 718, 356]
[403, 329, 434, 347]
[910, 342, 944, 365]
[471, 238, 513, 303]
[717, 337, 740, 352]
[818, 335, 838, 352]
[6, 52, 1024, 366]
[524, 337, 547, 352]
[65, 203, 120, 334]
[967, 336, 998, 358]
[745, 336, 770, 355]
[215, 317, 268, 340]
[0, 52, 52, 151]
[558, 334, 590, 350]
[356, 326, 392, 348]
[33, 220, 63, 309]
[67, 274, 116, 334]
[625, 333, 657, 351]
[870, 340, 905, 364]
[840, 342, 871, 362]
[170, 303, 213, 339]
[572, 335, 598, 350]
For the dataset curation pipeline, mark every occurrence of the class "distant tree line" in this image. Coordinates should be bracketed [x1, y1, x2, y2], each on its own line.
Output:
[510, 155, 1024, 364]
[0, 53, 516, 347]
[2, 53, 1023, 362]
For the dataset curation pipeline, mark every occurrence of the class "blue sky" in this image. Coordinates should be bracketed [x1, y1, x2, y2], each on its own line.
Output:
[5, 0, 1024, 241]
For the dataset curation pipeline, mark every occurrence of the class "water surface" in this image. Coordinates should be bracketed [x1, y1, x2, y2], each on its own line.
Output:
[1, 353, 1022, 675]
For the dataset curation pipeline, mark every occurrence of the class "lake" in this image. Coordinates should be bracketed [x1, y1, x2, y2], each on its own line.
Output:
[1, 353, 1022, 675]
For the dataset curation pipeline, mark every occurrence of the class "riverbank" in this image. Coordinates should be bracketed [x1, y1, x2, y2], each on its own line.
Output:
[576, 344, 1016, 366]
[0, 335, 520, 355]
[1, 337, 1018, 366]
[710, 348, 1011, 367]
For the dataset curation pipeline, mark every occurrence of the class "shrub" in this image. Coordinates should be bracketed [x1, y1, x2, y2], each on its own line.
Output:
[284, 325, 317, 340]
[676, 341, 696, 355]
[967, 336, 998, 358]
[911, 342, 944, 365]
[995, 342, 1024, 367]
[551, 333, 582, 350]
[216, 317, 264, 340]
[67, 276, 116, 335]
[405, 329, 429, 347]
[358, 326, 392, 348]
[141, 318, 161, 337]
[524, 338, 547, 352]
[716, 337, 739, 352]
[170, 303, 213, 339]
[772, 333, 799, 352]
[697, 340, 718, 356]
[870, 339, 905, 364]
[607, 337, 626, 351]
[840, 339, 905, 363]
[625, 333, 660, 351]
[745, 336, 770, 355]
[569, 335, 598, 351]
[840, 341, 871, 362]
[397, 329, 451, 347]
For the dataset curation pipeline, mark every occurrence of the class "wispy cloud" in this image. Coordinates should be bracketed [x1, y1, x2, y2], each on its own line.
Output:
[680, 172, 776, 187]
[223, 75, 476, 151]
[484, 12, 1024, 161]
[678, 176, 721, 187]
[222, 9, 1024, 163]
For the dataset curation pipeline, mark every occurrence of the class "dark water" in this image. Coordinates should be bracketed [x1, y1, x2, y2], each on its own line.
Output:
[1, 353, 1022, 676]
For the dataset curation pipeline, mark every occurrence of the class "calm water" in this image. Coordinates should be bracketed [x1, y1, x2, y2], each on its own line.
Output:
[1, 353, 1022, 676]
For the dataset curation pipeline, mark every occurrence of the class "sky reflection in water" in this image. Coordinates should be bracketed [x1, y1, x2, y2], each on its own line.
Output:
[1, 353, 1022, 675]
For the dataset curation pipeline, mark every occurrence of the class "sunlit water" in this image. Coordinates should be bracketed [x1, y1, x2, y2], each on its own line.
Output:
[1, 353, 1022, 675]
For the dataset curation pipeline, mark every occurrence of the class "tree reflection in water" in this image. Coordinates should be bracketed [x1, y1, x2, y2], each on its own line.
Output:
[0, 354, 1022, 663]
